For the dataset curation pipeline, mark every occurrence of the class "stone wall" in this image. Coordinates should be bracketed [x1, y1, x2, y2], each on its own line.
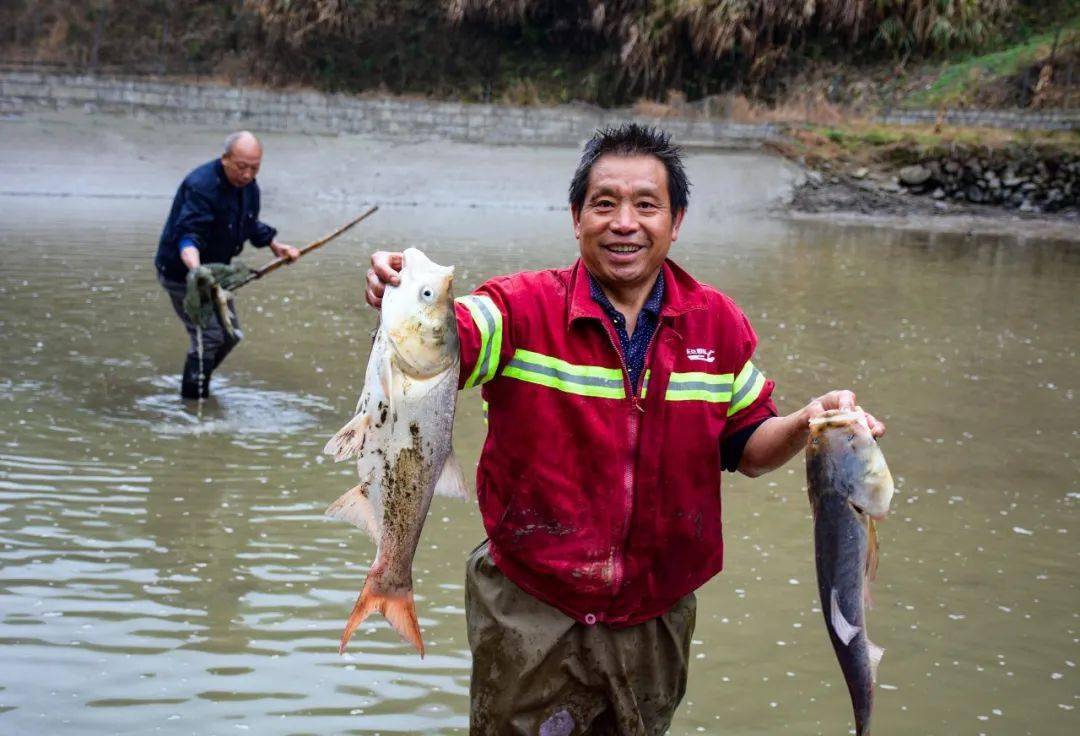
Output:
[879, 108, 1079, 131]
[4, 71, 1074, 148]
[896, 148, 1078, 212]
[0, 70, 778, 148]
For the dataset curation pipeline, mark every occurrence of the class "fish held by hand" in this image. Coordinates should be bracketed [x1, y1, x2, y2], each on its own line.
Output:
[324, 248, 466, 657]
[806, 409, 895, 735]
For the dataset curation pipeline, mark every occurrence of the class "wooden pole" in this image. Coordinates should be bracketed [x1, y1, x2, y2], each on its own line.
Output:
[233, 205, 379, 290]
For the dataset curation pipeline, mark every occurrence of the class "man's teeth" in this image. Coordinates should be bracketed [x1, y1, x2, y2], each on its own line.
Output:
[608, 245, 640, 253]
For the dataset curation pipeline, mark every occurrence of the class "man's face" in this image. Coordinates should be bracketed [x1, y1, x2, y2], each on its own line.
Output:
[221, 140, 262, 188]
[572, 154, 684, 293]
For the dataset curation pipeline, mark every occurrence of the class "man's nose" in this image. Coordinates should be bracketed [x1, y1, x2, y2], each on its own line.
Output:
[609, 203, 638, 233]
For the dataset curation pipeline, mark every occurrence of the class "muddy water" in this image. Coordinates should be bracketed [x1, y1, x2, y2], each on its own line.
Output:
[0, 113, 1077, 735]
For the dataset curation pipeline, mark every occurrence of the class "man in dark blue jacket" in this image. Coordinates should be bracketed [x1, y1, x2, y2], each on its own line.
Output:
[155, 131, 298, 399]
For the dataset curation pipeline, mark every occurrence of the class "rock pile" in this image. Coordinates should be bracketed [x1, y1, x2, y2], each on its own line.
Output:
[896, 148, 1078, 213]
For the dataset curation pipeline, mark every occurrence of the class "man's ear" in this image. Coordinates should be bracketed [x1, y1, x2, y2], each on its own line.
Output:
[571, 206, 582, 239]
[670, 208, 686, 242]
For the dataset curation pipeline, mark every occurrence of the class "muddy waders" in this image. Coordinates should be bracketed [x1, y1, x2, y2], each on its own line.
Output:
[465, 542, 696, 736]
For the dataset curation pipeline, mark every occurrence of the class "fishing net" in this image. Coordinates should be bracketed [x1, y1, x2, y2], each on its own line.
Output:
[182, 261, 253, 336]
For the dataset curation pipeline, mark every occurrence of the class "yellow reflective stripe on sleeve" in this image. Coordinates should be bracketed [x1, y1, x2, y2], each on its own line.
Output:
[665, 371, 734, 403]
[502, 349, 625, 399]
[728, 360, 766, 415]
[640, 369, 651, 399]
[456, 294, 503, 388]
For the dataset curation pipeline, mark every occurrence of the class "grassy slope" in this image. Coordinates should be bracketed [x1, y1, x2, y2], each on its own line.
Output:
[774, 121, 1080, 175]
[903, 13, 1080, 108]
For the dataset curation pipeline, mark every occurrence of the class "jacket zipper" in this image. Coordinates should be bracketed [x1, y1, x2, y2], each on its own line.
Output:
[601, 320, 663, 600]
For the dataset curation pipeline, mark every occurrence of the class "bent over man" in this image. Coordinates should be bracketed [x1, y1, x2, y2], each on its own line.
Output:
[366, 123, 885, 735]
[155, 131, 299, 399]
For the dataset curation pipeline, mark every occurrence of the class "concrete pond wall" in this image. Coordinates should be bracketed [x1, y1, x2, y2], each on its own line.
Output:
[0, 70, 779, 149]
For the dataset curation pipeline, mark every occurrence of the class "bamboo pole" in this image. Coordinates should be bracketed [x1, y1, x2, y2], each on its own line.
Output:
[233, 205, 379, 290]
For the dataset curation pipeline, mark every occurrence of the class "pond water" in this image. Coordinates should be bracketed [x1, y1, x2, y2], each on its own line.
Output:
[1, 113, 1077, 735]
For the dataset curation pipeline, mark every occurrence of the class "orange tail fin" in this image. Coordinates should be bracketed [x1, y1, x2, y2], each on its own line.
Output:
[339, 579, 424, 657]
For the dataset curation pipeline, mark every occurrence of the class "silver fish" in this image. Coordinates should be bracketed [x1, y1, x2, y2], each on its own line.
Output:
[324, 247, 465, 656]
[806, 409, 894, 735]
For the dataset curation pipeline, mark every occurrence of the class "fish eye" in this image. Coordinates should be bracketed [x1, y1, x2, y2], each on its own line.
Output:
[419, 285, 436, 303]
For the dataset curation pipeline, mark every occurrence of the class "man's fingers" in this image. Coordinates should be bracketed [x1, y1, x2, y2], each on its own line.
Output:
[365, 285, 382, 310]
[371, 251, 402, 286]
[864, 412, 886, 438]
[836, 390, 856, 411]
[366, 268, 387, 297]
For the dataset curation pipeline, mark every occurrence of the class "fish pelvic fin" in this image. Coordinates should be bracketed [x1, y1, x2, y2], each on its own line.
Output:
[830, 587, 862, 646]
[325, 483, 381, 541]
[865, 517, 880, 582]
[433, 451, 468, 499]
[324, 413, 372, 463]
[339, 578, 424, 658]
[867, 638, 885, 683]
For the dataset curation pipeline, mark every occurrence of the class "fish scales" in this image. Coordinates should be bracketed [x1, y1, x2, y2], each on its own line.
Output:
[806, 409, 894, 736]
[323, 248, 466, 657]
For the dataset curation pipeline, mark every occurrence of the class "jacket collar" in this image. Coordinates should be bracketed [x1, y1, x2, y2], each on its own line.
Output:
[214, 158, 251, 192]
[567, 257, 709, 327]
[213, 158, 230, 186]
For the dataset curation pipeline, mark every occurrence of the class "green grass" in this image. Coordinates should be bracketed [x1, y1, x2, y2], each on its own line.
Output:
[906, 14, 1080, 108]
[809, 123, 1080, 160]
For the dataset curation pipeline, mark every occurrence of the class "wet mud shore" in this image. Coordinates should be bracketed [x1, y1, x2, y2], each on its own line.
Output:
[786, 171, 1079, 236]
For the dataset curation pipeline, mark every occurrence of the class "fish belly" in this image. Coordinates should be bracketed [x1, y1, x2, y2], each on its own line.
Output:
[813, 494, 874, 735]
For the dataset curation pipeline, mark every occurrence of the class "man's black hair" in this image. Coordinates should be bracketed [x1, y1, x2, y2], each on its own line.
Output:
[568, 123, 690, 215]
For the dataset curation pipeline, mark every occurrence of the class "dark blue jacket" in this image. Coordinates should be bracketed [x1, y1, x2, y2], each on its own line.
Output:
[155, 159, 277, 281]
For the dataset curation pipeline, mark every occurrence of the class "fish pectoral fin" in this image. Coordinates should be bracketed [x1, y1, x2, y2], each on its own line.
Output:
[830, 587, 862, 646]
[324, 413, 373, 462]
[339, 579, 424, 658]
[433, 451, 468, 499]
[325, 483, 381, 541]
[867, 638, 885, 683]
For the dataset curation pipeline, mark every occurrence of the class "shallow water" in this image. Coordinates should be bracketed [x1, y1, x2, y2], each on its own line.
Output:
[0, 112, 1077, 735]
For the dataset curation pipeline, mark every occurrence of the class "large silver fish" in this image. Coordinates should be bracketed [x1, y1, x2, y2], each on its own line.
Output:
[806, 409, 894, 735]
[324, 248, 465, 656]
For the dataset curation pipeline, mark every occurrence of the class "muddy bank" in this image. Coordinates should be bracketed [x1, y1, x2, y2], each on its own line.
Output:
[786, 172, 1079, 238]
[774, 122, 1079, 233]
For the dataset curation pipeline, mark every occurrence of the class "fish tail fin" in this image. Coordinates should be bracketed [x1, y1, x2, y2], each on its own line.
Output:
[324, 413, 372, 462]
[339, 579, 424, 658]
[867, 639, 884, 683]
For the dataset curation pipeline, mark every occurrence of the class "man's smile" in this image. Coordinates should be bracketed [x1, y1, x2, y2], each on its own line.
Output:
[602, 242, 646, 255]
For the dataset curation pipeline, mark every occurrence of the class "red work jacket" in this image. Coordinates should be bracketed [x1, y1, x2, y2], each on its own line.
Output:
[454, 258, 776, 627]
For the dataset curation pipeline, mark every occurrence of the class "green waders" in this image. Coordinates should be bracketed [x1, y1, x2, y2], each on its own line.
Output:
[465, 542, 696, 736]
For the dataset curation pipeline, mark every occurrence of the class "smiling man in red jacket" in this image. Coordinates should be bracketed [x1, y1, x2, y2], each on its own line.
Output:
[365, 123, 884, 736]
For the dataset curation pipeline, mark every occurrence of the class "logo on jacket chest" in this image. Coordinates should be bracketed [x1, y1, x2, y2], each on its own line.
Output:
[685, 348, 715, 363]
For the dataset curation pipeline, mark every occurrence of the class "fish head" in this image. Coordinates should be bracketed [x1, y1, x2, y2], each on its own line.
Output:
[381, 248, 459, 379]
[808, 410, 894, 519]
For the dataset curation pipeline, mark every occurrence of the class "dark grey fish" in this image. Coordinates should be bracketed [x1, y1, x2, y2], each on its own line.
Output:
[806, 409, 894, 735]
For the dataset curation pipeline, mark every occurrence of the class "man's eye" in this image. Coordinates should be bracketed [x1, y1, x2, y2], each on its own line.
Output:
[637, 201, 657, 210]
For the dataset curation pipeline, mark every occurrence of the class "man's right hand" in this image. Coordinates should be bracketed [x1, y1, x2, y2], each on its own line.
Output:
[366, 251, 403, 309]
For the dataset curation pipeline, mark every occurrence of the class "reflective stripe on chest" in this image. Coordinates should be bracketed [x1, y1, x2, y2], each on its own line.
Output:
[642, 360, 766, 414]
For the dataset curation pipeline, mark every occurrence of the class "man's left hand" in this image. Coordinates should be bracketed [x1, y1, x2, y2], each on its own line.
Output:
[802, 390, 885, 438]
[271, 241, 301, 262]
